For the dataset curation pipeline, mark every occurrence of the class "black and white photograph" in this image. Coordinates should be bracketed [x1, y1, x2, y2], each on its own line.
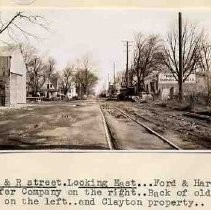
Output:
[0, 8, 211, 150]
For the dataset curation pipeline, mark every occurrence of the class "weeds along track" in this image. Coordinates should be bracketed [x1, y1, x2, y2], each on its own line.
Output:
[100, 104, 182, 150]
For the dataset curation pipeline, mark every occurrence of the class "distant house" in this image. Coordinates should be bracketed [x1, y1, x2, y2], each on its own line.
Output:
[40, 76, 77, 100]
[0, 45, 26, 107]
[40, 77, 59, 99]
[65, 82, 77, 99]
[60, 81, 78, 100]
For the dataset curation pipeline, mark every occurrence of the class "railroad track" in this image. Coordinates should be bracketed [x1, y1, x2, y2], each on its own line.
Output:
[99, 105, 116, 150]
[100, 104, 182, 150]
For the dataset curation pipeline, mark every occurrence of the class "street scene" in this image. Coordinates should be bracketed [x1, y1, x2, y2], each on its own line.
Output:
[0, 9, 211, 150]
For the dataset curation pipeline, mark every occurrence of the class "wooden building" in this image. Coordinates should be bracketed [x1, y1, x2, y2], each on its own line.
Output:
[144, 71, 198, 100]
[0, 46, 26, 107]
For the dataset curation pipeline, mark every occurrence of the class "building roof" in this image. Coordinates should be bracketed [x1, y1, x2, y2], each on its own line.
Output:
[50, 77, 58, 89]
[40, 76, 59, 91]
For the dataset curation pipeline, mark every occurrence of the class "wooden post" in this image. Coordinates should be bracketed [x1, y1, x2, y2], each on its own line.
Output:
[178, 12, 183, 102]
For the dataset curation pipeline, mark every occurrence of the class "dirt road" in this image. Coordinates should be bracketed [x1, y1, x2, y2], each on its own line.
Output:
[0, 100, 210, 150]
[0, 101, 108, 149]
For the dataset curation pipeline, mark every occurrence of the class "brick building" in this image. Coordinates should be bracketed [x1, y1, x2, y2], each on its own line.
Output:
[0, 46, 26, 107]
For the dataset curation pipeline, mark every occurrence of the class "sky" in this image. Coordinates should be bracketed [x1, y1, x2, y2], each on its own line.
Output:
[1, 8, 211, 92]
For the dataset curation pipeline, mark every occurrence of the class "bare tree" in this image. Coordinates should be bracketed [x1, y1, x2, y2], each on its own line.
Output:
[163, 22, 203, 101]
[75, 56, 98, 97]
[132, 33, 163, 92]
[198, 37, 211, 105]
[19, 43, 39, 96]
[19, 43, 57, 96]
[19, 43, 37, 70]
[0, 11, 48, 42]
[27, 56, 48, 96]
[45, 57, 56, 79]
[75, 70, 98, 97]
[61, 66, 74, 95]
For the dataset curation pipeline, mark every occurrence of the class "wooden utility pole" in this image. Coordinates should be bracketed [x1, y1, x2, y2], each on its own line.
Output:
[113, 62, 116, 84]
[123, 41, 132, 88]
[108, 73, 110, 88]
[178, 12, 183, 102]
[126, 41, 129, 87]
[85, 67, 88, 95]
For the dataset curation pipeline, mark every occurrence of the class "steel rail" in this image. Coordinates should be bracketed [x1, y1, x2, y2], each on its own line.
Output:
[99, 105, 115, 150]
[113, 106, 182, 150]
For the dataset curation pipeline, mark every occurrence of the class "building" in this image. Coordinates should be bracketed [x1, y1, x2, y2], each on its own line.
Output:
[65, 82, 77, 99]
[40, 76, 77, 100]
[144, 71, 200, 100]
[119, 65, 208, 101]
[0, 46, 26, 107]
[40, 77, 59, 99]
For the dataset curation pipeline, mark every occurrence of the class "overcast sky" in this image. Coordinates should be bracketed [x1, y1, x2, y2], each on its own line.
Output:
[1, 8, 211, 92]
